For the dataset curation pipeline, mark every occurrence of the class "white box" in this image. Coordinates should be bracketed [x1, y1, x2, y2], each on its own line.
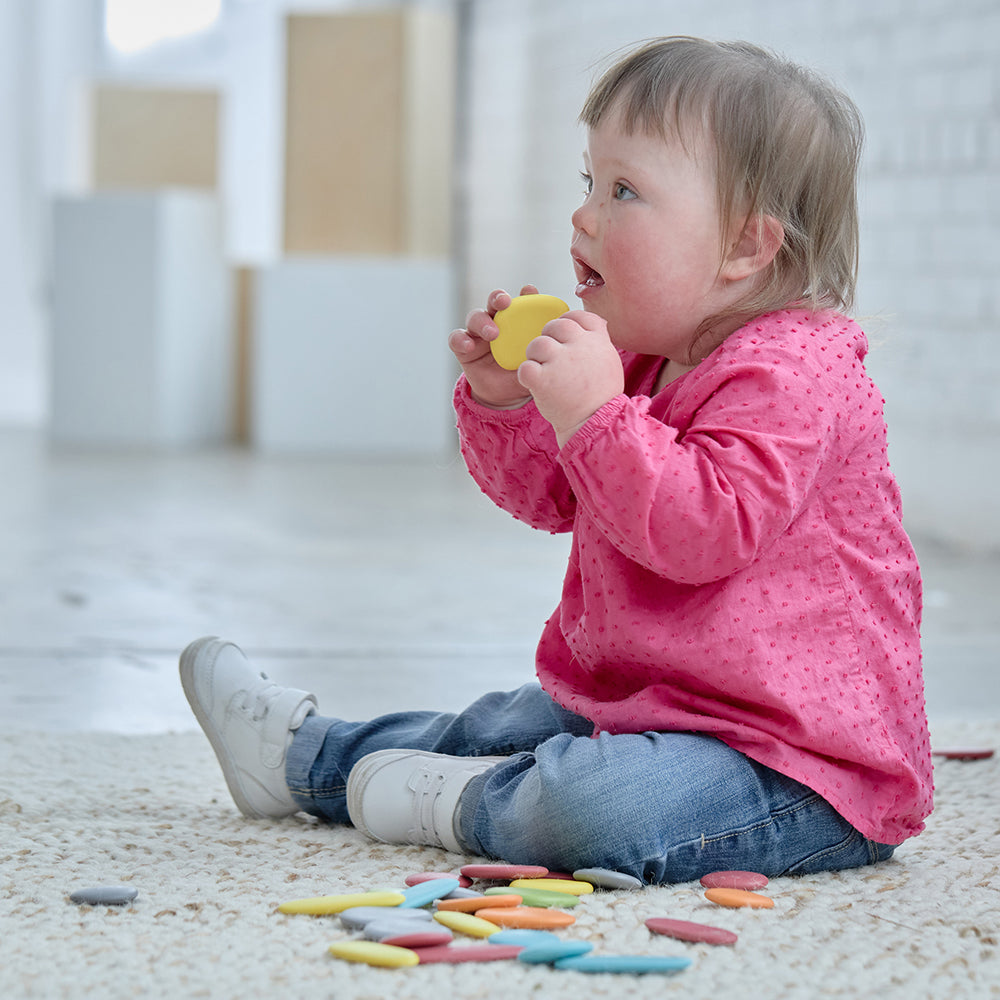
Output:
[50, 192, 233, 446]
[252, 257, 456, 455]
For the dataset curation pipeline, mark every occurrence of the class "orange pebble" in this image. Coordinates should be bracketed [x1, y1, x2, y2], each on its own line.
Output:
[704, 887, 774, 909]
[436, 894, 523, 913]
[475, 906, 576, 929]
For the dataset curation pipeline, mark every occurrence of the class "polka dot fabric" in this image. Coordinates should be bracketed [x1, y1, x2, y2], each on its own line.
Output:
[454, 310, 933, 846]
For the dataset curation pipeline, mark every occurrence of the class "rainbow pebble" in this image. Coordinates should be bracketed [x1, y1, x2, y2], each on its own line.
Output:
[405, 871, 473, 889]
[398, 878, 460, 908]
[327, 940, 419, 968]
[475, 906, 575, 929]
[554, 954, 691, 974]
[415, 944, 525, 964]
[573, 867, 644, 890]
[339, 906, 431, 930]
[704, 887, 774, 909]
[509, 878, 593, 896]
[646, 917, 738, 945]
[518, 940, 594, 964]
[699, 870, 769, 891]
[363, 918, 451, 942]
[460, 864, 548, 880]
[489, 929, 561, 947]
[437, 893, 522, 913]
[278, 890, 405, 915]
[485, 885, 579, 908]
[433, 910, 501, 938]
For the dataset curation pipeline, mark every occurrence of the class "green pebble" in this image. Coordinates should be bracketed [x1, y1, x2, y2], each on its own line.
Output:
[483, 885, 580, 908]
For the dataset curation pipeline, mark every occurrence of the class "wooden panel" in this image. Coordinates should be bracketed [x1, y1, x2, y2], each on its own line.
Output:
[282, 8, 454, 255]
[283, 11, 404, 254]
[92, 87, 219, 190]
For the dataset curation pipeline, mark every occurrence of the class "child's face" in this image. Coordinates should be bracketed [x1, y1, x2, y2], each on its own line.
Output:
[571, 108, 739, 363]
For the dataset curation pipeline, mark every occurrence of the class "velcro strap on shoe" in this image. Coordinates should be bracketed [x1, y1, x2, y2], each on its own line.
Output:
[259, 689, 317, 768]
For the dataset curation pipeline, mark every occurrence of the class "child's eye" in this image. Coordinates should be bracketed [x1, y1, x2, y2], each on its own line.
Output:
[580, 171, 593, 195]
[614, 183, 637, 201]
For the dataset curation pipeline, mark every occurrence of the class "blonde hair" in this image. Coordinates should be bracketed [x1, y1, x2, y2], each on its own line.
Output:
[580, 37, 864, 339]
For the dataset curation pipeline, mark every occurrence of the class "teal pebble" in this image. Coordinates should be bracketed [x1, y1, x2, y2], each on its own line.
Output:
[554, 954, 691, 974]
[518, 940, 594, 964]
[398, 877, 460, 908]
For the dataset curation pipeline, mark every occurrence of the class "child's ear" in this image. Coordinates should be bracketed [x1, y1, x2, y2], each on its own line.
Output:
[722, 213, 784, 282]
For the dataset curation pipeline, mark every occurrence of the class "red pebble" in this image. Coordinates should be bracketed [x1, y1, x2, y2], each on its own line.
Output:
[405, 871, 473, 888]
[646, 917, 738, 946]
[459, 864, 549, 880]
[932, 747, 995, 761]
[415, 944, 525, 964]
[699, 870, 769, 891]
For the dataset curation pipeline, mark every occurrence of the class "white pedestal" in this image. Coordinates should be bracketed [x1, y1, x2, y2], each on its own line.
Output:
[50, 192, 233, 447]
[252, 257, 456, 455]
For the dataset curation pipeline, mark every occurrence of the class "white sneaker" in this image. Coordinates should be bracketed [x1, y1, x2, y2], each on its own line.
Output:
[179, 636, 317, 819]
[346, 750, 508, 854]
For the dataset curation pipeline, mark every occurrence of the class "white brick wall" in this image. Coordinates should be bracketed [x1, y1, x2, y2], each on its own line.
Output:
[458, 0, 1000, 550]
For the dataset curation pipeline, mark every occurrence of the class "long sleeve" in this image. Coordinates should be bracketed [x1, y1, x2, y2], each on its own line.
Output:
[557, 343, 835, 585]
[454, 375, 577, 533]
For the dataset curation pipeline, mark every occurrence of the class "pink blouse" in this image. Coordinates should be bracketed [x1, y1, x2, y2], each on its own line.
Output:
[455, 309, 933, 845]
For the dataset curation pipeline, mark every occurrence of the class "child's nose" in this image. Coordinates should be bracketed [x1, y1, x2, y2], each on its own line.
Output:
[571, 200, 595, 235]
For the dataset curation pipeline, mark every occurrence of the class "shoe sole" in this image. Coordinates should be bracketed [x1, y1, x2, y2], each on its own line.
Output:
[179, 636, 268, 819]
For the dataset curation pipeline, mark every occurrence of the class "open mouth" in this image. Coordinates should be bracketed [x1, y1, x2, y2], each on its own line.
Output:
[573, 254, 604, 292]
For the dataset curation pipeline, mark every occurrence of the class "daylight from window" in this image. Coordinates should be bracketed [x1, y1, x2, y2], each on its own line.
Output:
[104, 0, 223, 55]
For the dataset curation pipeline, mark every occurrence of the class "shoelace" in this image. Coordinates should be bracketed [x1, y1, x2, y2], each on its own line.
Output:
[409, 768, 448, 847]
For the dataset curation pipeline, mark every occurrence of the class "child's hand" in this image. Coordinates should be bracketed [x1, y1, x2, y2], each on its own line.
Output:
[517, 311, 624, 447]
[449, 286, 537, 409]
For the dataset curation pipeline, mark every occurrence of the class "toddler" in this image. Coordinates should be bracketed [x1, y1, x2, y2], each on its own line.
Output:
[181, 37, 933, 883]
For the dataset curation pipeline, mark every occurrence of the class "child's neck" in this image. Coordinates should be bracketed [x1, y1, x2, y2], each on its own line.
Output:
[654, 358, 697, 394]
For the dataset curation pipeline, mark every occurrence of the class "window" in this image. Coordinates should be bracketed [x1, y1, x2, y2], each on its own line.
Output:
[104, 0, 223, 56]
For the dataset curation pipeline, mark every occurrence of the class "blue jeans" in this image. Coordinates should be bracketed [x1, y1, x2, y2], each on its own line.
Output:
[286, 683, 896, 884]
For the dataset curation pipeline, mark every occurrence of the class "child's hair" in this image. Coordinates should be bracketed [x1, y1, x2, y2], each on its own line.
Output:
[580, 37, 864, 339]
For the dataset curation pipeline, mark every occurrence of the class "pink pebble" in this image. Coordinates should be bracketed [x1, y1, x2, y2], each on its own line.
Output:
[646, 917, 738, 946]
[699, 870, 769, 891]
[381, 930, 455, 949]
[405, 871, 473, 889]
[460, 864, 549, 881]
[416, 944, 525, 964]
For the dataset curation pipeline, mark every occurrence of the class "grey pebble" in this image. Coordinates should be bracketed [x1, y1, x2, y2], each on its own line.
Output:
[572, 867, 644, 890]
[339, 905, 433, 930]
[69, 885, 139, 906]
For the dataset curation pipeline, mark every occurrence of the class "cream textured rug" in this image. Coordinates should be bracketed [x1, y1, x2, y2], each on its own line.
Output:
[2, 720, 997, 1000]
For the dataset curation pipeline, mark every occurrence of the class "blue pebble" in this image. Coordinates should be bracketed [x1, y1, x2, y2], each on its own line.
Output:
[488, 929, 561, 947]
[398, 877, 460, 908]
[554, 954, 691, 974]
[518, 940, 594, 964]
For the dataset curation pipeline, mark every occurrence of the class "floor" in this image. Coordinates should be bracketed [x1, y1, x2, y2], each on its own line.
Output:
[0, 428, 996, 735]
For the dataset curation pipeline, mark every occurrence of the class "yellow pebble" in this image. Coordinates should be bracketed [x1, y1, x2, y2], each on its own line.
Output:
[509, 878, 594, 896]
[278, 890, 405, 915]
[433, 910, 501, 938]
[327, 940, 419, 968]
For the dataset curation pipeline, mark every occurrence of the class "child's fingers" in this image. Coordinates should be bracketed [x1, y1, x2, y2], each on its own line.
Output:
[448, 327, 491, 361]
